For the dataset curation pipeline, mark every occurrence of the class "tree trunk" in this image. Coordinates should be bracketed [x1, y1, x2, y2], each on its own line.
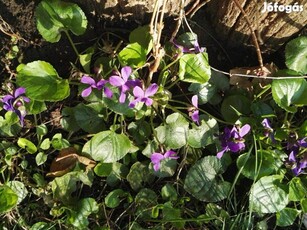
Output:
[69, 0, 193, 22]
[205, 0, 307, 53]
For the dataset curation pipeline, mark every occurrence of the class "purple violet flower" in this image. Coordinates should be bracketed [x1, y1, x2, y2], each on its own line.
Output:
[287, 137, 307, 176]
[217, 124, 251, 159]
[1, 87, 30, 126]
[261, 118, 275, 142]
[129, 83, 158, 108]
[109, 66, 140, 103]
[80, 75, 112, 98]
[188, 95, 199, 125]
[150, 150, 179, 171]
[173, 39, 205, 54]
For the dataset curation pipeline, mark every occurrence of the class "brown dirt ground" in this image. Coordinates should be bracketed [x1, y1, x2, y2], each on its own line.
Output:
[0, 0, 298, 80]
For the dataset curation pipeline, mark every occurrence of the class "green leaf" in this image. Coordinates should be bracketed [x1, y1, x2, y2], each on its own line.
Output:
[82, 131, 133, 162]
[128, 121, 151, 145]
[40, 138, 51, 150]
[25, 100, 47, 114]
[118, 42, 147, 68]
[16, 61, 70, 102]
[36, 124, 48, 136]
[184, 156, 231, 202]
[162, 202, 185, 229]
[67, 198, 99, 229]
[51, 171, 93, 205]
[0, 185, 18, 214]
[250, 175, 288, 213]
[289, 177, 307, 201]
[142, 140, 159, 158]
[129, 25, 153, 54]
[285, 36, 307, 74]
[298, 120, 307, 136]
[236, 150, 284, 180]
[127, 161, 154, 191]
[36, 0, 87, 43]
[4, 111, 19, 125]
[73, 102, 106, 133]
[251, 101, 274, 117]
[188, 82, 217, 104]
[272, 79, 307, 112]
[221, 95, 251, 122]
[276, 208, 300, 227]
[188, 115, 218, 148]
[79, 46, 95, 73]
[51, 173, 78, 204]
[6, 181, 28, 205]
[102, 97, 135, 117]
[0, 116, 21, 136]
[51, 133, 70, 150]
[135, 188, 158, 219]
[161, 184, 178, 201]
[104, 189, 127, 208]
[17, 138, 37, 154]
[178, 53, 211, 84]
[156, 113, 189, 149]
[94, 162, 113, 177]
[301, 198, 307, 213]
[60, 107, 80, 132]
[30, 222, 56, 230]
[36, 152, 48, 166]
[176, 32, 199, 48]
[205, 203, 229, 219]
[106, 162, 129, 187]
[151, 157, 178, 178]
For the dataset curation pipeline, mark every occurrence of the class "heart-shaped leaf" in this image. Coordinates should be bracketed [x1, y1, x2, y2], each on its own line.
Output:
[17, 138, 37, 154]
[118, 42, 147, 67]
[36, 0, 87, 43]
[0, 185, 18, 214]
[250, 175, 288, 213]
[17, 61, 70, 102]
[67, 198, 99, 229]
[184, 156, 231, 202]
[179, 53, 211, 84]
[82, 131, 133, 163]
[272, 78, 307, 113]
[188, 115, 218, 148]
[156, 113, 189, 149]
[285, 36, 307, 74]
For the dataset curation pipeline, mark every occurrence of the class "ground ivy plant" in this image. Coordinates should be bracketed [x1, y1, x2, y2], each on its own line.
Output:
[0, 0, 307, 229]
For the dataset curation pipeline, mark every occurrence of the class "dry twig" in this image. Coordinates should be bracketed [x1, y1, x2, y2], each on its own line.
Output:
[232, 0, 264, 70]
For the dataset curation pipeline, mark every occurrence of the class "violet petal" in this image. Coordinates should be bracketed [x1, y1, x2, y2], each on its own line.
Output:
[14, 87, 26, 98]
[191, 110, 199, 124]
[121, 66, 132, 81]
[104, 87, 113, 98]
[119, 91, 126, 103]
[144, 98, 153, 106]
[239, 124, 251, 137]
[81, 76, 96, 85]
[191, 95, 198, 108]
[145, 83, 158, 97]
[133, 86, 144, 98]
[151, 153, 164, 163]
[81, 86, 92, 97]
[109, 75, 125, 86]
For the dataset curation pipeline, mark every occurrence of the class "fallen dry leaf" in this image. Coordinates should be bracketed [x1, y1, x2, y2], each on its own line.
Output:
[47, 147, 96, 177]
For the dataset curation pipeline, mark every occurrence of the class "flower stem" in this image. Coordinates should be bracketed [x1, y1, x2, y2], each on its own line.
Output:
[169, 99, 233, 125]
[64, 30, 79, 57]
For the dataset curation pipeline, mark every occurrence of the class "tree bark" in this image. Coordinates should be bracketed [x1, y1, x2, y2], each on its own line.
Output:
[69, 0, 194, 22]
[205, 0, 307, 53]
